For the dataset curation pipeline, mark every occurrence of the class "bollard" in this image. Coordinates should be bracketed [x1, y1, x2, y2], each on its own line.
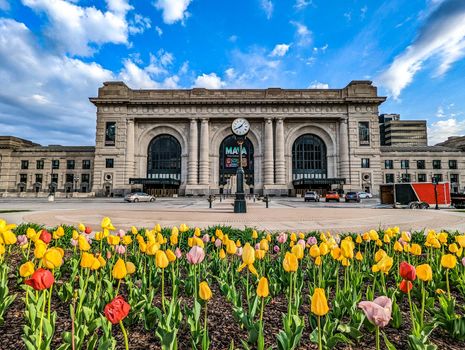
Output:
[264, 195, 269, 208]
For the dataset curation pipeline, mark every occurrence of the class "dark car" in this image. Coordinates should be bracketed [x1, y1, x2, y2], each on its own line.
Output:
[345, 192, 360, 203]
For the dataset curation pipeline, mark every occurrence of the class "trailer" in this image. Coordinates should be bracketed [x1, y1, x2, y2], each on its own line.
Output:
[451, 193, 465, 209]
[380, 182, 451, 209]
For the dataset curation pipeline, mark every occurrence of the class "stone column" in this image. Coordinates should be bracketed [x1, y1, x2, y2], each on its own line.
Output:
[339, 118, 350, 180]
[199, 118, 210, 185]
[126, 119, 135, 181]
[275, 118, 285, 184]
[264, 117, 274, 185]
[188, 118, 198, 185]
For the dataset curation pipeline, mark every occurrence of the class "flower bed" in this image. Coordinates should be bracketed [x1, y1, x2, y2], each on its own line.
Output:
[1, 218, 465, 349]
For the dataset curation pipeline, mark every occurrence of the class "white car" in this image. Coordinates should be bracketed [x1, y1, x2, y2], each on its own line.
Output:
[357, 192, 373, 199]
[124, 192, 155, 203]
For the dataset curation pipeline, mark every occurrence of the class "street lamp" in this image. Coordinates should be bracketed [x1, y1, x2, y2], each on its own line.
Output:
[74, 175, 80, 192]
[432, 175, 439, 210]
[231, 118, 250, 213]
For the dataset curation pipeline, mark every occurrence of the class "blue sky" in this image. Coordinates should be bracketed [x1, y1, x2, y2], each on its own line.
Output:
[0, 0, 465, 145]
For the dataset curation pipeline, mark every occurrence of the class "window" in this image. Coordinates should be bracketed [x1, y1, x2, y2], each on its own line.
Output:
[401, 160, 409, 169]
[66, 174, 74, 183]
[105, 122, 116, 146]
[82, 160, 91, 169]
[385, 174, 394, 183]
[106, 158, 114, 168]
[418, 174, 427, 182]
[361, 158, 370, 168]
[51, 174, 58, 184]
[401, 173, 411, 182]
[416, 160, 425, 169]
[358, 122, 370, 145]
[433, 160, 441, 169]
[81, 174, 90, 183]
[21, 160, 29, 169]
[36, 160, 44, 169]
[291, 134, 327, 181]
[20, 174, 27, 183]
[450, 174, 459, 184]
[67, 160, 75, 170]
[35, 174, 43, 183]
[52, 160, 60, 169]
[433, 174, 443, 182]
[449, 160, 457, 169]
[384, 160, 393, 169]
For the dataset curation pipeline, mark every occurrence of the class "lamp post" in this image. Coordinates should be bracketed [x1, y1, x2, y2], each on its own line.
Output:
[74, 176, 79, 193]
[432, 175, 439, 210]
[231, 118, 250, 214]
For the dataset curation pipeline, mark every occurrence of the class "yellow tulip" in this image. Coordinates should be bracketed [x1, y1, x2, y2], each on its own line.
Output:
[156, 233, 165, 244]
[283, 252, 298, 272]
[237, 243, 258, 276]
[236, 239, 241, 247]
[441, 254, 457, 269]
[255, 249, 266, 260]
[290, 232, 297, 242]
[131, 226, 138, 235]
[126, 261, 136, 274]
[310, 244, 320, 258]
[107, 235, 121, 246]
[180, 224, 189, 233]
[369, 230, 379, 241]
[266, 233, 272, 242]
[199, 281, 212, 301]
[146, 242, 160, 255]
[20, 261, 35, 277]
[0, 244, 5, 255]
[311, 288, 329, 316]
[78, 235, 91, 251]
[438, 232, 448, 244]
[291, 244, 304, 260]
[331, 247, 341, 260]
[257, 277, 269, 298]
[416, 264, 432, 282]
[355, 251, 363, 261]
[372, 255, 393, 274]
[101, 217, 115, 231]
[42, 248, 63, 269]
[170, 233, 178, 245]
[78, 223, 86, 232]
[410, 243, 422, 256]
[219, 249, 226, 259]
[383, 234, 391, 244]
[34, 240, 47, 259]
[80, 252, 95, 268]
[340, 239, 354, 259]
[112, 258, 127, 279]
[315, 256, 322, 266]
[319, 242, 329, 255]
[374, 249, 387, 262]
[252, 230, 258, 239]
[0, 230, 17, 245]
[97, 255, 106, 267]
[226, 240, 237, 255]
[259, 239, 269, 251]
[449, 243, 459, 254]
[394, 241, 403, 252]
[455, 235, 465, 248]
[155, 224, 162, 233]
[194, 227, 201, 236]
[356, 235, 362, 244]
[155, 250, 169, 269]
[166, 249, 177, 262]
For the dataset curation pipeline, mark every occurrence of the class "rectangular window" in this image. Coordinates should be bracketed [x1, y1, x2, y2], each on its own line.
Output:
[21, 160, 29, 169]
[36, 160, 44, 169]
[105, 122, 116, 146]
[433, 174, 443, 182]
[450, 174, 459, 184]
[449, 160, 457, 169]
[384, 160, 393, 169]
[358, 122, 370, 146]
[401, 160, 409, 169]
[52, 160, 60, 169]
[20, 174, 27, 183]
[418, 174, 427, 182]
[67, 160, 75, 170]
[416, 160, 425, 169]
[66, 174, 74, 183]
[433, 160, 441, 169]
[361, 158, 370, 168]
[401, 173, 411, 182]
[51, 174, 58, 184]
[81, 174, 90, 183]
[82, 159, 91, 169]
[105, 158, 114, 168]
[35, 174, 43, 183]
[385, 174, 394, 183]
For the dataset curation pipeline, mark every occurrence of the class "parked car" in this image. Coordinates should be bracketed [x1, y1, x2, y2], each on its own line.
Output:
[325, 191, 340, 202]
[357, 192, 373, 199]
[345, 192, 361, 203]
[124, 192, 155, 203]
[304, 191, 320, 202]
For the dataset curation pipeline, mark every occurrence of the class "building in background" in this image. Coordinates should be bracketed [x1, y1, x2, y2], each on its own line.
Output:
[1, 80, 465, 197]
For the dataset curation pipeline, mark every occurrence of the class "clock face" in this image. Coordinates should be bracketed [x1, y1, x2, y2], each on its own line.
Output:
[231, 118, 250, 136]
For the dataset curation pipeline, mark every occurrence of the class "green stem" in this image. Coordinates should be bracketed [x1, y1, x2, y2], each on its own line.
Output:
[407, 288, 417, 335]
[37, 289, 47, 350]
[161, 267, 165, 313]
[288, 272, 293, 322]
[376, 326, 380, 350]
[119, 320, 129, 350]
[317, 315, 322, 350]
[420, 281, 426, 328]
[47, 282, 53, 321]
[203, 303, 208, 350]
[258, 298, 265, 350]
[446, 269, 451, 299]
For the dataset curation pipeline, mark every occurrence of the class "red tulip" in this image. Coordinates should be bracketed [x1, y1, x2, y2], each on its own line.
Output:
[25, 268, 54, 290]
[85, 226, 92, 234]
[39, 230, 52, 244]
[399, 279, 413, 294]
[104, 296, 130, 324]
[399, 261, 416, 281]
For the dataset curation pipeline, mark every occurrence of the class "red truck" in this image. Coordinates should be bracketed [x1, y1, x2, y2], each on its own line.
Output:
[380, 182, 451, 209]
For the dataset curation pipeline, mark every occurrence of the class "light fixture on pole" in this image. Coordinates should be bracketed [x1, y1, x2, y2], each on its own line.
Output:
[231, 118, 250, 213]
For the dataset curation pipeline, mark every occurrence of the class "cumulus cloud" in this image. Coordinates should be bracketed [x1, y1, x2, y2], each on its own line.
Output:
[308, 81, 329, 89]
[193, 73, 225, 89]
[429, 118, 465, 144]
[129, 14, 151, 35]
[21, 0, 133, 56]
[377, 0, 465, 99]
[290, 21, 312, 46]
[270, 43, 290, 57]
[260, 0, 273, 19]
[154, 0, 192, 24]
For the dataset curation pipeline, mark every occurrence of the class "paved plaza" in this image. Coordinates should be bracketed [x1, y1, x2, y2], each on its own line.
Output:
[1, 197, 465, 233]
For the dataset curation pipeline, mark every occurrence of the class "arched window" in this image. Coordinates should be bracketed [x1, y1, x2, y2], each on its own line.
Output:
[292, 134, 327, 180]
[219, 135, 254, 186]
[147, 135, 181, 180]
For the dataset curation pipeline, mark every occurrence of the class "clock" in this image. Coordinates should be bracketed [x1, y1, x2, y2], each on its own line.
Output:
[231, 118, 250, 136]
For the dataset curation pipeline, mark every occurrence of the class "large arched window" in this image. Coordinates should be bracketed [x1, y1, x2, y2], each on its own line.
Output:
[219, 135, 254, 186]
[147, 134, 181, 180]
[292, 134, 327, 180]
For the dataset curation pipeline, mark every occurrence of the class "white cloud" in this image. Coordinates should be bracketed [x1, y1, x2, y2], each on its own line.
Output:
[154, 0, 192, 24]
[290, 21, 312, 46]
[194, 73, 225, 89]
[155, 26, 163, 36]
[270, 43, 290, 57]
[21, 0, 132, 56]
[436, 106, 445, 118]
[260, 0, 273, 19]
[129, 14, 151, 35]
[294, 0, 311, 10]
[308, 81, 329, 89]
[429, 118, 465, 144]
[360, 6, 368, 19]
[344, 12, 352, 21]
[229, 35, 238, 43]
[377, 0, 465, 99]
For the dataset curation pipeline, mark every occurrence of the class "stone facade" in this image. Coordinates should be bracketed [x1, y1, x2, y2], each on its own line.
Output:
[1, 80, 465, 197]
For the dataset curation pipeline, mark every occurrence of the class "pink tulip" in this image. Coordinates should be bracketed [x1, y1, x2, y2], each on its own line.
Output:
[17, 235, 28, 246]
[307, 236, 317, 246]
[71, 238, 78, 247]
[214, 238, 222, 248]
[115, 245, 126, 255]
[297, 239, 306, 248]
[277, 232, 288, 244]
[186, 246, 205, 264]
[255, 243, 261, 250]
[175, 247, 182, 259]
[273, 245, 280, 254]
[202, 234, 210, 243]
[358, 296, 392, 328]
[462, 257, 465, 267]
[116, 229, 125, 238]
[236, 247, 243, 257]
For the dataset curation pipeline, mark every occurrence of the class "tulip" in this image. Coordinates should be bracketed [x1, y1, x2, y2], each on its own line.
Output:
[34, 239, 47, 259]
[462, 256, 465, 267]
[399, 279, 413, 294]
[101, 217, 115, 231]
[355, 251, 363, 261]
[441, 254, 457, 298]
[456, 235, 465, 248]
[85, 226, 92, 234]
[155, 250, 169, 269]
[372, 255, 393, 274]
[202, 234, 210, 243]
[273, 245, 280, 254]
[311, 288, 330, 350]
[307, 236, 317, 246]
[125, 261, 136, 274]
[186, 246, 205, 264]
[80, 252, 95, 269]
[112, 258, 128, 280]
[175, 247, 182, 259]
[104, 295, 131, 350]
[219, 249, 226, 259]
[53, 226, 65, 240]
[107, 235, 121, 246]
[283, 252, 298, 272]
[226, 239, 237, 255]
[277, 232, 287, 244]
[399, 261, 416, 281]
[255, 249, 265, 260]
[410, 243, 422, 256]
[78, 223, 86, 232]
[252, 230, 258, 239]
[25, 268, 54, 290]
[199, 281, 212, 301]
[115, 244, 126, 255]
[393, 241, 403, 252]
[17, 234, 28, 247]
[214, 238, 222, 248]
[237, 243, 258, 276]
[78, 235, 91, 251]
[259, 239, 269, 251]
[71, 238, 78, 247]
[20, 261, 35, 277]
[42, 247, 64, 270]
[166, 249, 177, 262]
[416, 264, 432, 282]
[257, 277, 269, 298]
[358, 296, 392, 350]
[310, 244, 320, 258]
[236, 247, 243, 256]
[341, 239, 355, 259]
[39, 230, 51, 244]
[291, 243, 304, 260]
[0, 244, 4, 255]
